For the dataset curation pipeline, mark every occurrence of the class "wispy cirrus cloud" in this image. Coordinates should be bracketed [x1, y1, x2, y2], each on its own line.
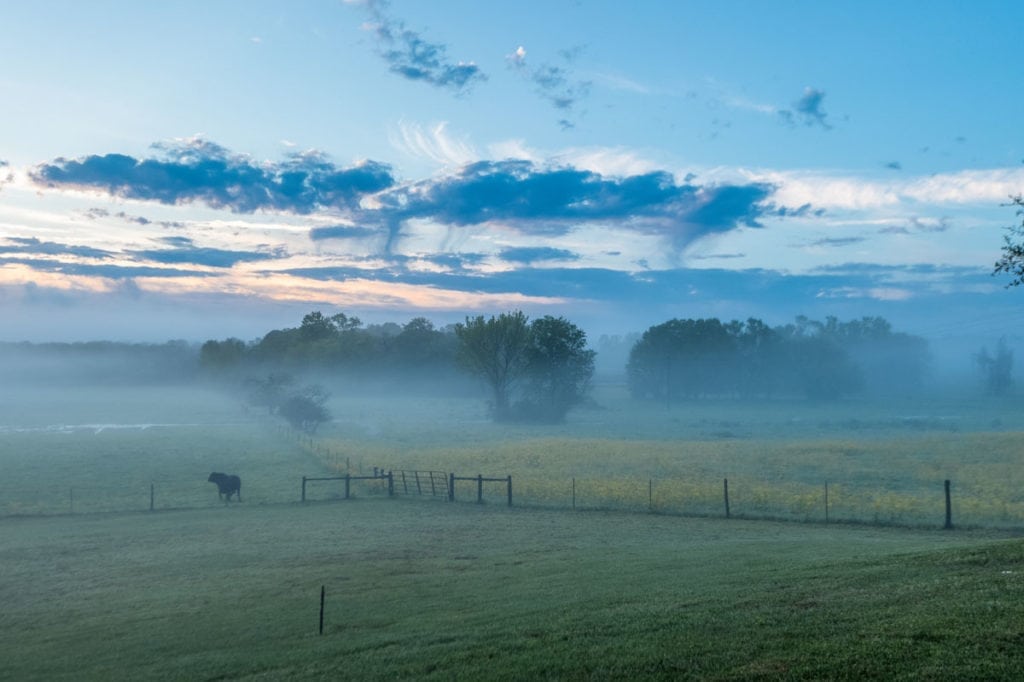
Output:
[388, 120, 478, 167]
[361, 0, 485, 93]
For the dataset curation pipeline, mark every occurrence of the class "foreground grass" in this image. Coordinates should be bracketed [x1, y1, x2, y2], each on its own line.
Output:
[2, 499, 1022, 680]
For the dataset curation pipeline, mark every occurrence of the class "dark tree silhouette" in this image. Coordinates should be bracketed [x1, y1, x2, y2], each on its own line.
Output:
[994, 196, 1024, 286]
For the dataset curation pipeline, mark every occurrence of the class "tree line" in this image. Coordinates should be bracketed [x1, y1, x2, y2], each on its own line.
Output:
[199, 311, 939, 430]
[626, 315, 929, 402]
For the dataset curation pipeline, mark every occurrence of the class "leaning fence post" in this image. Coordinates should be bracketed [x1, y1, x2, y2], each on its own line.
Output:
[449, 473, 455, 502]
[477, 474, 483, 504]
[944, 479, 953, 529]
[301, 476, 307, 503]
[724, 478, 731, 518]
[507, 475, 513, 507]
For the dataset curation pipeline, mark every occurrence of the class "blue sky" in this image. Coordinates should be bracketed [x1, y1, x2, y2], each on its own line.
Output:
[2, 0, 1023, 348]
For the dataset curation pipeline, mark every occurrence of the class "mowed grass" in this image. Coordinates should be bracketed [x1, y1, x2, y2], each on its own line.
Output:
[1, 499, 1022, 680]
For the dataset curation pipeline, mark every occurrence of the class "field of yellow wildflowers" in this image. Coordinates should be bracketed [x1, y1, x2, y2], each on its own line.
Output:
[314, 386, 1024, 528]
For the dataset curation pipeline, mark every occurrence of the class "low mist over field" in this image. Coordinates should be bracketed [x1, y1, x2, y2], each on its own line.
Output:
[6, 2, 1024, 677]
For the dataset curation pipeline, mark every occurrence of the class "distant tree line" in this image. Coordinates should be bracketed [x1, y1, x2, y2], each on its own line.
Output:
[0, 340, 199, 385]
[627, 315, 930, 401]
[201, 310, 597, 424]
[200, 312, 459, 384]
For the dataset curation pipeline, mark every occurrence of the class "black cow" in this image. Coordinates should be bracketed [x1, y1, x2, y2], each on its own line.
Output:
[208, 472, 242, 502]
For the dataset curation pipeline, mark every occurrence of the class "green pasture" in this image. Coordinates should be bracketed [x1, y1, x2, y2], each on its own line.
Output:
[4, 384, 1024, 528]
[0, 385, 327, 515]
[2, 500, 1022, 680]
[4, 384, 1024, 678]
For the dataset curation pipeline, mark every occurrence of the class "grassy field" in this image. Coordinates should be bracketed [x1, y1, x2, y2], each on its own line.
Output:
[4, 383, 1024, 678]
[308, 386, 1024, 528]
[2, 499, 1023, 680]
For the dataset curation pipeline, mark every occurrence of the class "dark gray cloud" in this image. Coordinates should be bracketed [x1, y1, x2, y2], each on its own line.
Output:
[130, 237, 284, 268]
[809, 237, 866, 247]
[421, 252, 488, 270]
[779, 87, 832, 129]
[365, 0, 485, 93]
[499, 246, 580, 264]
[380, 160, 773, 250]
[309, 225, 381, 241]
[879, 217, 950, 235]
[84, 207, 186, 228]
[32, 139, 395, 214]
[691, 252, 746, 261]
[0, 256, 213, 279]
[507, 45, 590, 128]
[32, 140, 776, 255]
[0, 237, 112, 259]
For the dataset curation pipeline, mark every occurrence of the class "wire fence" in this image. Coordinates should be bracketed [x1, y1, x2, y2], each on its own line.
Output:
[2, 469, 1021, 531]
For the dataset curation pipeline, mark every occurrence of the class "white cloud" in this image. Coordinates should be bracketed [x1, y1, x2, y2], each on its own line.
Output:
[751, 167, 1024, 211]
[388, 120, 478, 168]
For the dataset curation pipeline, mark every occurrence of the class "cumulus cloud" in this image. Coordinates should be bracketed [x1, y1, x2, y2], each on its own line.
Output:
[362, 0, 486, 93]
[31, 137, 395, 214]
[376, 159, 773, 251]
[31, 139, 776, 256]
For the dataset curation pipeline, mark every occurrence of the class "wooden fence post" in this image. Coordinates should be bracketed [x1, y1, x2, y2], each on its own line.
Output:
[319, 585, 325, 635]
[301, 476, 307, 503]
[150, 483, 155, 512]
[649, 478, 653, 511]
[944, 479, 953, 529]
[507, 476, 513, 507]
[572, 477, 576, 510]
[69, 488, 73, 514]
[724, 478, 730, 518]
[449, 473, 455, 502]
[477, 474, 483, 504]
[824, 481, 829, 524]
[387, 471, 394, 497]
[344, 474, 351, 500]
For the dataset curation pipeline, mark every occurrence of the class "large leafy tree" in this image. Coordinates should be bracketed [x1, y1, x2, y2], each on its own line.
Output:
[519, 315, 596, 422]
[455, 311, 596, 422]
[976, 337, 1014, 396]
[455, 311, 532, 420]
